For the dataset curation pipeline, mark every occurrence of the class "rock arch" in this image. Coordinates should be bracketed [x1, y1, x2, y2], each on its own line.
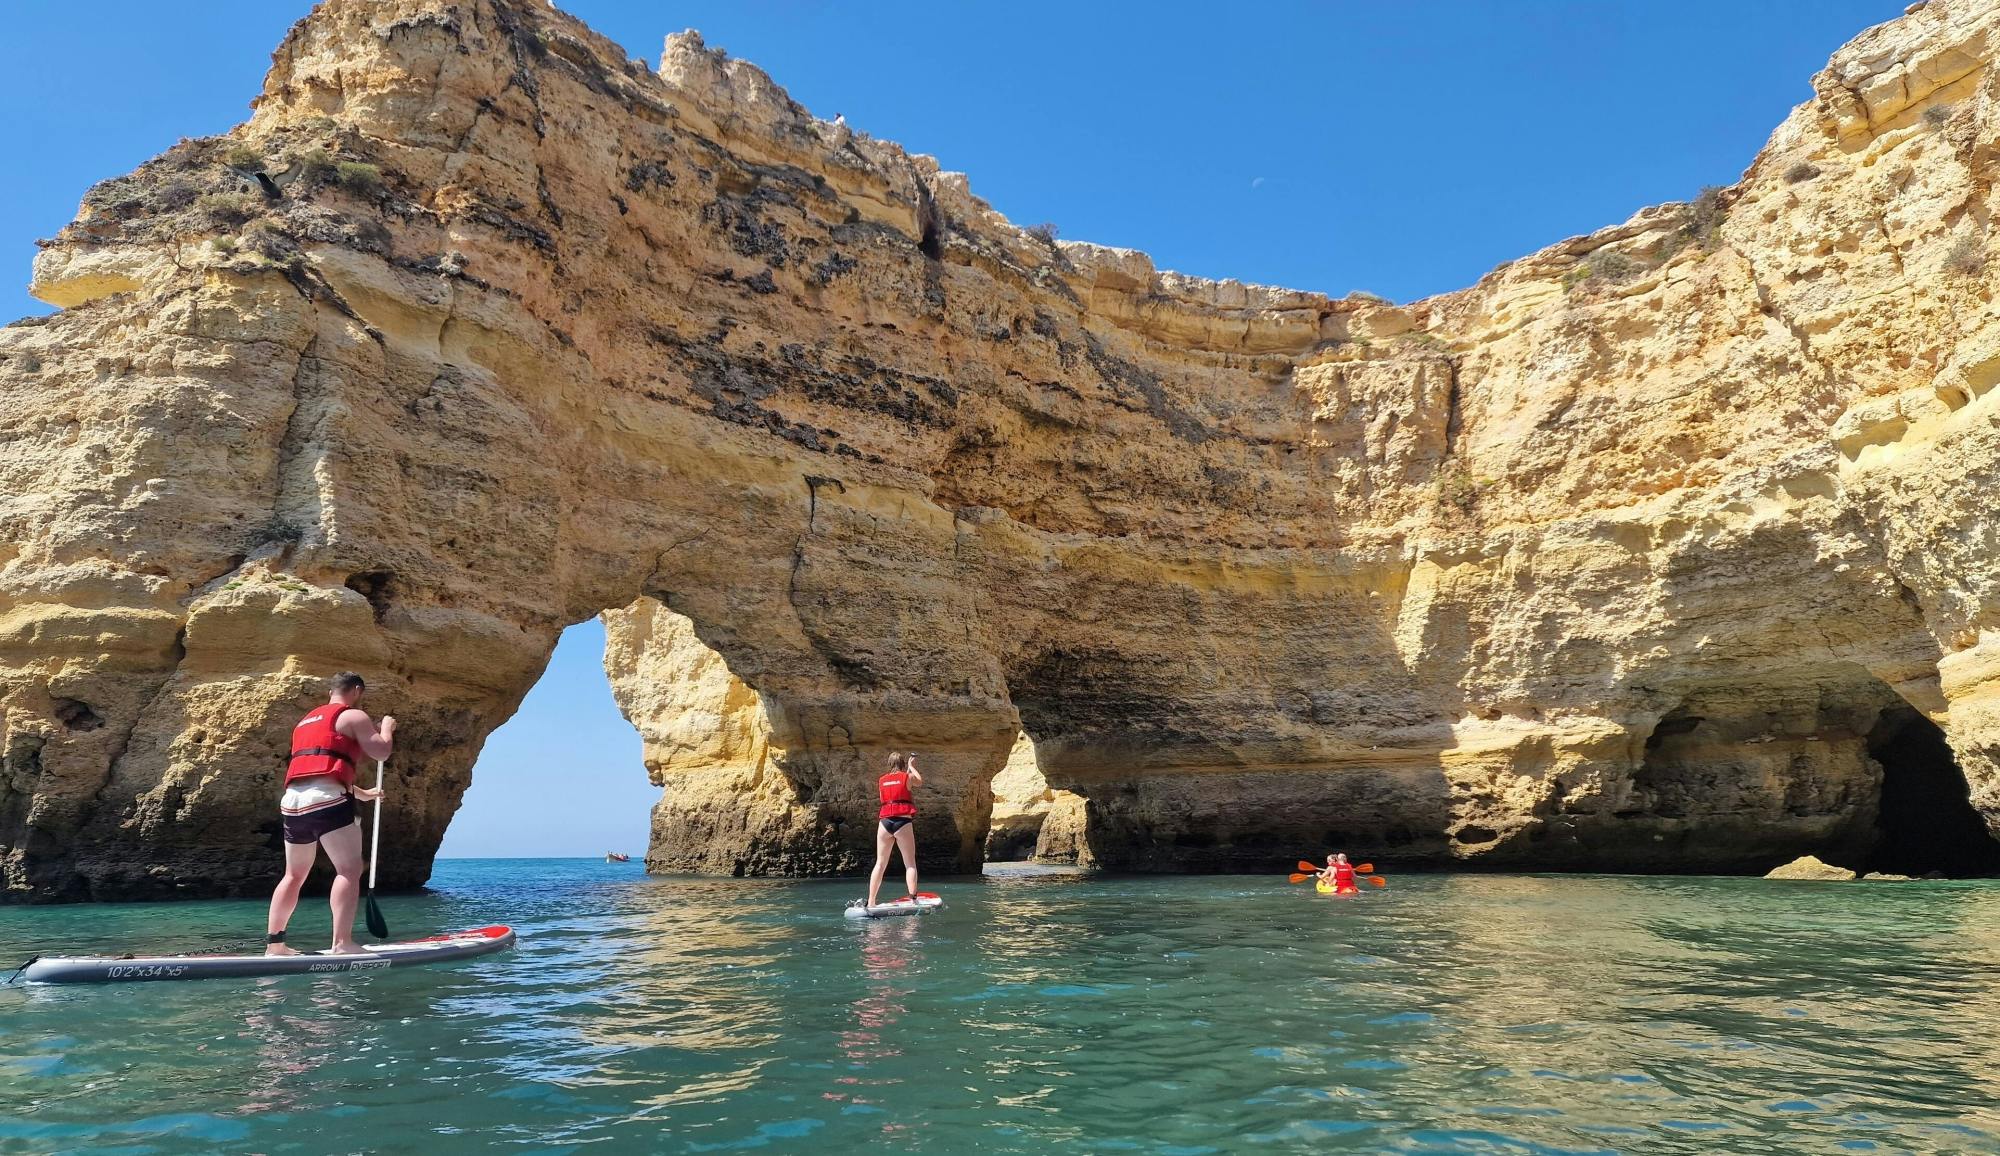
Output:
[4, 0, 2000, 899]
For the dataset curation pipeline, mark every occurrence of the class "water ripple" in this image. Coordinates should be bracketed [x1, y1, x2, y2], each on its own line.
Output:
[3, 866, 2000, 1153]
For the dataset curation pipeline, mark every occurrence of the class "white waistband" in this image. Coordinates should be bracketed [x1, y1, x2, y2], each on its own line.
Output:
[281, 780, 349, 812]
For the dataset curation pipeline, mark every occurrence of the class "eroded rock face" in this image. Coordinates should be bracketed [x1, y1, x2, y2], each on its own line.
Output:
[4, 0, 2000, 898]
[985, 732, 1084, 862]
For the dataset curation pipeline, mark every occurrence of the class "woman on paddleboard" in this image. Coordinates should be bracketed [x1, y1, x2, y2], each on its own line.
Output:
[267, 672, 395, 956]
[865, 751, 923, 908]
[1317, 853, 1358, 894]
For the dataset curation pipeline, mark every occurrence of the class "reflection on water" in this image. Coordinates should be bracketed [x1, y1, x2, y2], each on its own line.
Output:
[3, 862, 2000, 1153]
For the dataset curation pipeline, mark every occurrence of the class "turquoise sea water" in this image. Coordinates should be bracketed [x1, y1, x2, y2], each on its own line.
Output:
[3, 860, 1999, 1154]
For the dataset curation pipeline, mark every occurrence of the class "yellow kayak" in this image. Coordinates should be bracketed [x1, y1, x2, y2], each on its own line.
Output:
[1316, 879, 1359, 896]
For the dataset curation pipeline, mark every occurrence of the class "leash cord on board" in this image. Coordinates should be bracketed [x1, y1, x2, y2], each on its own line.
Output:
[6, 956, 38, 985]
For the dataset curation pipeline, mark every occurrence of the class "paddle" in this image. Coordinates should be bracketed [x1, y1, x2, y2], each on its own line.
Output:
[1287, 858, 1388, 888]
[363, 758, 389, 939]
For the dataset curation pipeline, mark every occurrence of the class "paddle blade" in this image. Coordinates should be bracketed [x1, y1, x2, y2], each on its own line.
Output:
[1288, 873, 1312, 884]
[1354, 863, 1374, 874]
[364, 892, 389, 939]
[1297, 860, 1320, 873]
[1366, 876, 1387, 888]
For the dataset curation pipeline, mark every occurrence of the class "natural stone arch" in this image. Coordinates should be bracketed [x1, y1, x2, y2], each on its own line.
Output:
[5, 0, 2000, 900]
[981, 728, 1094, 864]
[602, 595, 1010, 876]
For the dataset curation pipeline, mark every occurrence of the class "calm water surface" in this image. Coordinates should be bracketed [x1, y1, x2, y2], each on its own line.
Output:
[2, 860, 1998, 1154]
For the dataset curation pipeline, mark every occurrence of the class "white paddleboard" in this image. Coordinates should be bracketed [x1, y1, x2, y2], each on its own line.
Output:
[844, 893, 942, 919]
[18, 925, 515, 984]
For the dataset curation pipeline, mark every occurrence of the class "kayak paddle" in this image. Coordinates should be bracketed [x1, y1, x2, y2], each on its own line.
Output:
[1287, 860, 1389, 888]
[363, 758, 389, 939]
[1296, 860, 1375, 874]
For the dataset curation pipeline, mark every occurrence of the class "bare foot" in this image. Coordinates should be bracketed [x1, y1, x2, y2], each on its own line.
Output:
[264, 944, 301, 957]
[328, 941, 366, 955]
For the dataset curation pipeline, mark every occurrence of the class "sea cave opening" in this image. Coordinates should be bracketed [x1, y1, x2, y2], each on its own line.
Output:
[1867, 705, 2000, 877]
[982, 730, 1090, 866]
[1620, 679, 2000, 878]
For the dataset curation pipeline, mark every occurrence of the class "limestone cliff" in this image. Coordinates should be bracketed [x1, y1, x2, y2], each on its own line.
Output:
[4, 0, 2000, 899]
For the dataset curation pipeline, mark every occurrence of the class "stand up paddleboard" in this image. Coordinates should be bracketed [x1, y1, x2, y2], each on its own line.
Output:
[845, 893, 942, 919]
[17, 925, 515, 985]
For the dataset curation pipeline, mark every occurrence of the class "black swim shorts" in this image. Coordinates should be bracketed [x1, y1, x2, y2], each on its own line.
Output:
[282, 794, 357, 844]
[880, 816, 914, 834]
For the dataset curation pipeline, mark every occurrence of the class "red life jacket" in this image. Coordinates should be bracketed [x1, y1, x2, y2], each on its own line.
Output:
[878, 771, 916, 819]
[287, 705, 363, 788]
[1333, 863, 1357, 891]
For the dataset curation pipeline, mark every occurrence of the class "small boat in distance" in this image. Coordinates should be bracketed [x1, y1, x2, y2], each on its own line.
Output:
[605, 852, 631, 863]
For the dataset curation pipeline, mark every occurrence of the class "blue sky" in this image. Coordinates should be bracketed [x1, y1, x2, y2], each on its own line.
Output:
[3, 1, 1904, 856]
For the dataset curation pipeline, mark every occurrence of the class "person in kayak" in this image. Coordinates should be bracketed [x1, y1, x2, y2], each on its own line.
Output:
[865, 751, 923, 908]
[1317, 853, 1358, 894]
[266, 672, 395, 956]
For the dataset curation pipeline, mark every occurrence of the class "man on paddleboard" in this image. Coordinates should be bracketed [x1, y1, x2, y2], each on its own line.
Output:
[1317, 853, 1358, 894]
[266, 672, 395, 956]
[865, 752, 923, 908]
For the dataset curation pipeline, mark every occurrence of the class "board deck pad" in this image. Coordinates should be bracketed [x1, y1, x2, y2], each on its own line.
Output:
[19, 925, 515, 984]
[845, 893, 942, 919]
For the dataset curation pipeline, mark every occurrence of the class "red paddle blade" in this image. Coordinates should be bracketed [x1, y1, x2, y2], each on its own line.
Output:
[1367, 876, 1387, 887]
[1287, 873, 1312, 883]
[1297, 860, 1320, 873]
[1354, 863, 1375, 874]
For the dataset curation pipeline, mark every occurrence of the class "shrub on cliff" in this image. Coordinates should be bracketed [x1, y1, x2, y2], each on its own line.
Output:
[1437, 463, 1486, 515]
[1565, 249, 1645, 291]
[296, 148, 338, 186]
[1682, 186, 1728, 251]
[1784, 161, 1820, 183]
[222, 144, 264, 170]
[335, 161, 383, 195]
[196, 190, 262, 229]
[1025, 222, 1059, 246]
[1945, 234, 1986, 276]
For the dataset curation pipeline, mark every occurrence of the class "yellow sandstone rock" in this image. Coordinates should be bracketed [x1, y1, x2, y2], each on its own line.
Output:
[4, 0, 2000, 898]
[1765, 856, 1859, 882]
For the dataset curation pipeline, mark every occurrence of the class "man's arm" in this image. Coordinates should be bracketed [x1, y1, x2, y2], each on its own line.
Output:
[337, 711, 396, 761]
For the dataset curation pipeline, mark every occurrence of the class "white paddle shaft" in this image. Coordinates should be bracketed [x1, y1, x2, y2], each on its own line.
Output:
[369, 759, 385, 889]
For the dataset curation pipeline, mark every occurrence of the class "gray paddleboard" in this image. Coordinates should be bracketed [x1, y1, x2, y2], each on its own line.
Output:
[19, 925, 515, 984]
[844, 895, 942, 919]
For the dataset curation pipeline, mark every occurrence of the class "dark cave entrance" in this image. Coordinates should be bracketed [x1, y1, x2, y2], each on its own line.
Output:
[1868, 706, 2000, 877]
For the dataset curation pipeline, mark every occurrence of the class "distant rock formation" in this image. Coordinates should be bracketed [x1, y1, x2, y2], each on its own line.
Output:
[4, 0, 2000, 899]
[1765, 856, 1859, 882]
